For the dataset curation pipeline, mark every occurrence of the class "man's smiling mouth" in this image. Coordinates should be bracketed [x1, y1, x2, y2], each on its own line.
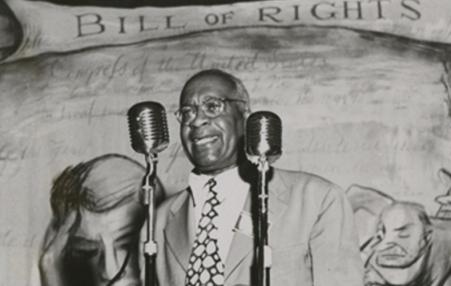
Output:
[193, 135, 219, 146]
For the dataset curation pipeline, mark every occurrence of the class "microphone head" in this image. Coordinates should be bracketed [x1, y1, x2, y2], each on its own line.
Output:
[245, 111, 282, 165]
[127, 101, 169, 155]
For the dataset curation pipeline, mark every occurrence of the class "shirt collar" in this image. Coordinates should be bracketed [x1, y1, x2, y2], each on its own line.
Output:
[188, 167, 246, 206]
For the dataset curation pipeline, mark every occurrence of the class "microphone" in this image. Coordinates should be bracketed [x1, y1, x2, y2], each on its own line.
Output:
[127, 101, 169, 155]
[245, 111, 282, 165]
[127, 101, 169, 286]
[245, 111, 282, 286]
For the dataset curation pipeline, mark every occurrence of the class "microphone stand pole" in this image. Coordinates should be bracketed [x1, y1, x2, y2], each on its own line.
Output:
[255, 156, 271, 286]
[143, 152, 158, 286]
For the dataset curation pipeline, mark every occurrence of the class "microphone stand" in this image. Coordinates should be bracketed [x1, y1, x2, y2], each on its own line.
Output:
[142, 152, 158, 286]
[255, 156, 271, 286]
[246, 110, 281, 286]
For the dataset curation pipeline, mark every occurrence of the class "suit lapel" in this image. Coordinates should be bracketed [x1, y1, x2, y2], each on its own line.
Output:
[267, 170, 290, 231]
[164, 190, 195, 272]
[225, 169, 288, 281]
[225, 195, 254, 280]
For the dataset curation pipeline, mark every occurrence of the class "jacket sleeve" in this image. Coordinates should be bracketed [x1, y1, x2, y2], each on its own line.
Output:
[309, 185, 364, 286]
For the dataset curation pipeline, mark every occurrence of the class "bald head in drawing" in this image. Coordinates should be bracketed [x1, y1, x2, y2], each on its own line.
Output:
[40, 154, 163, 286]
[364, 202, 433, 286]
[373, 202, 432, 268]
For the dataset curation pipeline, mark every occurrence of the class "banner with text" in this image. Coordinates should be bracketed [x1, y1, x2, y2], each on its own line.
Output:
[1, 0, 450, 63]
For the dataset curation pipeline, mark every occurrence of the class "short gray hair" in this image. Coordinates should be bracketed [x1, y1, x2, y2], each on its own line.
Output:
[180, 69, 251, 113]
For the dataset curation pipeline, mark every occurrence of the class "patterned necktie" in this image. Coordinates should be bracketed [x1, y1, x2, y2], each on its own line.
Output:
[186, 178, 224, 286]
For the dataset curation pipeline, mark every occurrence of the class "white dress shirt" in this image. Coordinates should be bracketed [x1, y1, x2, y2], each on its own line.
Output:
[188, 167, 250, 262]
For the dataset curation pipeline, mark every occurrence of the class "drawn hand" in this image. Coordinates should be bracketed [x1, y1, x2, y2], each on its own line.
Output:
[39, 212, 77, 286]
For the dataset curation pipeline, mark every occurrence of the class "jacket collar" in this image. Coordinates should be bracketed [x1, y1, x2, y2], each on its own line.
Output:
[164, 167, 289, 280]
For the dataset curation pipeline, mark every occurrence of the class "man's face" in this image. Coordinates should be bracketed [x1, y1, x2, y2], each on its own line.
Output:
[66, 201, 142, 286]
[374, 205, 429, 268]
[180, 74, 246, 174]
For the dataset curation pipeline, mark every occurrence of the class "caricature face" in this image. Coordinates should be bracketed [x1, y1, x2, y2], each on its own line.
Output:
[374, 205, 430, 268]
[179, 74, 247, 174]
[66, 201, 143, 286]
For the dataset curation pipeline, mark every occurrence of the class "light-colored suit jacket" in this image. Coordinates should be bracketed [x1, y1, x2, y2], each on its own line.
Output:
[155, 168, 363, 286]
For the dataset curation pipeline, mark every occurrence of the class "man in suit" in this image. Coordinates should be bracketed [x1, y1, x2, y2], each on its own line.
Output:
[155, 69, 363, 286]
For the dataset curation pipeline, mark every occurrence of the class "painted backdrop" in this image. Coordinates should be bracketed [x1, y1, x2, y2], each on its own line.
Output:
[1, 0, 451, 285]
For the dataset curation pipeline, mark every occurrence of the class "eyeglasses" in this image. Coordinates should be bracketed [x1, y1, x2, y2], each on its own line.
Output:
[175, 97, 247, 124]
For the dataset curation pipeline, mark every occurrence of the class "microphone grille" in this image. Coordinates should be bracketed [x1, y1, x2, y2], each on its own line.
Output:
[127, 101, 169, 154]
[246, 111, 282, 163]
